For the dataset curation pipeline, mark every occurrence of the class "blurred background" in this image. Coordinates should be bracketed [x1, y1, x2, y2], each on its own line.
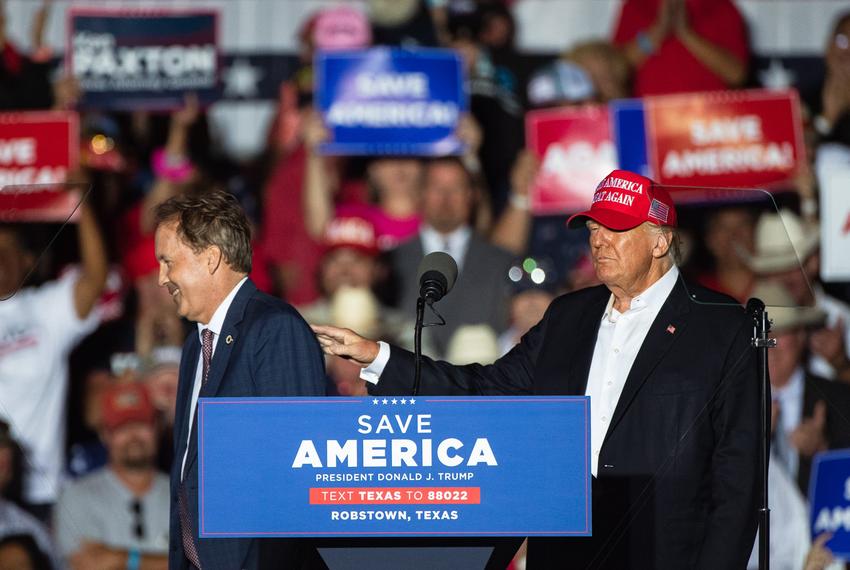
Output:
[2, 1, 850, 569]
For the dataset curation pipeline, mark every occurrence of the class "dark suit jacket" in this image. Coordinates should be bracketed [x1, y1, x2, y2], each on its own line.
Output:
[797, 372, 850, 494]
[371, 279, 760, 569]
[388, 232, 514, 357]
[169, 280, 326, 570]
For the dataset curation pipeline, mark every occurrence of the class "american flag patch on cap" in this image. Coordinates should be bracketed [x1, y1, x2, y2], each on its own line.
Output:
[648, 199, 669, 224]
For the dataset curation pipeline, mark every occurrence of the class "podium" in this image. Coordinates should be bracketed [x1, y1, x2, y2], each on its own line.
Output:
[198, 396, 591, 569]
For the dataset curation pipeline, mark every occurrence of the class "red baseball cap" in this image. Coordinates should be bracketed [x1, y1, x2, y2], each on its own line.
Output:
[566, 169, 677, 231]
[323, 215, 379, 257]
[101, 382, 156, 430]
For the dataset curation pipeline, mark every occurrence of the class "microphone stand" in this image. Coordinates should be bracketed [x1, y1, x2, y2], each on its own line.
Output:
[413, 297, 425, 397]
[748, 298, 775, 570]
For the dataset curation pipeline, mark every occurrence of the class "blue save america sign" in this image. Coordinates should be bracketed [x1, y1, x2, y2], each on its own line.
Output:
[315, 48, 466, 155]
[198, 396, 590, 537]
[809, 450, 850, 559]
[67, 9, 219, 110]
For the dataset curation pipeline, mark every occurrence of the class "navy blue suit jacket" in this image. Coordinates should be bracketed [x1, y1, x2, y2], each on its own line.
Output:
[169, 280, 326, 570]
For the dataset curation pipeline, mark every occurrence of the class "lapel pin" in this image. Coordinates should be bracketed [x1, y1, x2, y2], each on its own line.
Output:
[666, 325, 676, 335]
[226, 335, 234, 345]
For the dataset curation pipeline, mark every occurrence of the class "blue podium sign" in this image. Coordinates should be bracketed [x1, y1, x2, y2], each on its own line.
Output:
[315, 48, 466, 156]
[198, 396, 590, 537]
[809, 450, 850, 559]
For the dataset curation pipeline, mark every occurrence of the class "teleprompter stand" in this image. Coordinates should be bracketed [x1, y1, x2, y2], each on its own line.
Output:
[748, 298, 776, 570]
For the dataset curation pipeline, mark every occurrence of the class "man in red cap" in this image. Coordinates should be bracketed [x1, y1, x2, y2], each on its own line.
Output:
[313, 169, 759, 569]
[54, 383, 169, 569]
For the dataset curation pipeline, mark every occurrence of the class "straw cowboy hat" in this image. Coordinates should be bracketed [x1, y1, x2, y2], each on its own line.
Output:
[738, 209, 820, 274]
[750, 280, 826, 333]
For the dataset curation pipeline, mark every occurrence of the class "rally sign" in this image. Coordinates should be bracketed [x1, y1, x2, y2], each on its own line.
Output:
[199, 396, 591, 537]
[644, 89, 804, 189]
[315, 48, 465, 155]
[526, 105, 616, 214]
[67, 9, 219, 110]
[818, 147, 850, 281]
[809, 450, 850, 559]
[0, 112, 81, 222]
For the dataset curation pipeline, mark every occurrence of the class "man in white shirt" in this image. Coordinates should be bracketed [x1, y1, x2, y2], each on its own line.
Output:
[314, 169, 760, 569]
[751, 281, 850, 494]
[0, 198, 107, 521]
[387, 157, 514, 358]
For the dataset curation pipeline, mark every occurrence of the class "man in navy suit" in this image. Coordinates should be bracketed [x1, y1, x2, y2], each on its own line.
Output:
[154, 190, 326, 570]
[314, 170, 760, 569]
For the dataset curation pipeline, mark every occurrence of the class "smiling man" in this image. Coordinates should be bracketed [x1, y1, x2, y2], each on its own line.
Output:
[153, 190, 325, 570]
[313, 170, 760, 569]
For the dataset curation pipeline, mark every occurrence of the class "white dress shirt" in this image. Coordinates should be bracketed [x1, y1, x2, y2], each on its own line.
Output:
[419, 224, 472, 271]
[771, 365, 804, 479]
[181, 276, 248, 480]
[584, 265, 679, 476]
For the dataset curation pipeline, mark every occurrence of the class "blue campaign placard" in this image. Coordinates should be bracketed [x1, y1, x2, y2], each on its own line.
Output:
[610, 99, 650, 177]
[198, 396, 591, 537]
[68, 10, 219, 111]
[315, 48, 466, 156]
[809, 450, 850, 559]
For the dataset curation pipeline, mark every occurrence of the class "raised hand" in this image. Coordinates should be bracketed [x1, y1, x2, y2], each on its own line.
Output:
[789, 400, 828, 458]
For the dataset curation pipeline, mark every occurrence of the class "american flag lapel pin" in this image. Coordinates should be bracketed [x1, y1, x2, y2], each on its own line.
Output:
[666, 324, 676, 335]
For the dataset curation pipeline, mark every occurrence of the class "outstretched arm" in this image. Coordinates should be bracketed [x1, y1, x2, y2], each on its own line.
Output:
[312, 302, 552, 397]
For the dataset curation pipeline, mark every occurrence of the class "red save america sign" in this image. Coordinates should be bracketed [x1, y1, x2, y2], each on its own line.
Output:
[0, 111, 81, 222]
[526, 105, 616, 214]
[645, 89, 804, 189]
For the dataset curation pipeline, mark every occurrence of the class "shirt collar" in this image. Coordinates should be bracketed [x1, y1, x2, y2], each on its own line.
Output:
[197, 277, 248, 339]
[420, 224, 472, 255]
[603, 265, 680, 322]
[773, 365, 805, 402]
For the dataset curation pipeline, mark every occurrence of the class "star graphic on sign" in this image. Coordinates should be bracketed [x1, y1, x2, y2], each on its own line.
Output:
[372, 398, 379, 405]
[400, 398, 407, 405]
[382, 398, 388, 405]
[409, 398, 416, 405]
[391, 398, 398, 405]
[759, 58, 795, 91]
[222, 58, 264, 98]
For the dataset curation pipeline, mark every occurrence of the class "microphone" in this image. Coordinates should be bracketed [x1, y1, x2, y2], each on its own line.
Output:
[417, 252, 458, 303]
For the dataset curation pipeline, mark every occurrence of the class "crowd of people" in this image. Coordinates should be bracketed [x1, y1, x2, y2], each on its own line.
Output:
[1, 0, 850, 568]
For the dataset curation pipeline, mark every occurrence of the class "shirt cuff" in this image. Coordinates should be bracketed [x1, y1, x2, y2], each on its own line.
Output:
[360, 341, 390, 385]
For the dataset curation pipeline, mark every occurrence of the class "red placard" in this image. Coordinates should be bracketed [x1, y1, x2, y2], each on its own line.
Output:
[0, 111, 81, 222]
[526, 105, 616, 214]
[645, 89, 804, 189]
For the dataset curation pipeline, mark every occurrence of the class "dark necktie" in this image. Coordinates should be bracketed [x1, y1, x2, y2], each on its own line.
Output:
[179, 328, 215, 569]
[201, 328, 214, 385]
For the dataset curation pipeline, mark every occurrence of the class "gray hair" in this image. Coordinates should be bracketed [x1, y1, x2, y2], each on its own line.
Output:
[646, 224, 682, 266]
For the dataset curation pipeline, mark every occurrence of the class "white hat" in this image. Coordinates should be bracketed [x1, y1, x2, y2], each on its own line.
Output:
[446, 324, 500, 365]
[739, 209, 820, 274]
[330, 286, 380, 339]
[750, 281, 826, 333]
